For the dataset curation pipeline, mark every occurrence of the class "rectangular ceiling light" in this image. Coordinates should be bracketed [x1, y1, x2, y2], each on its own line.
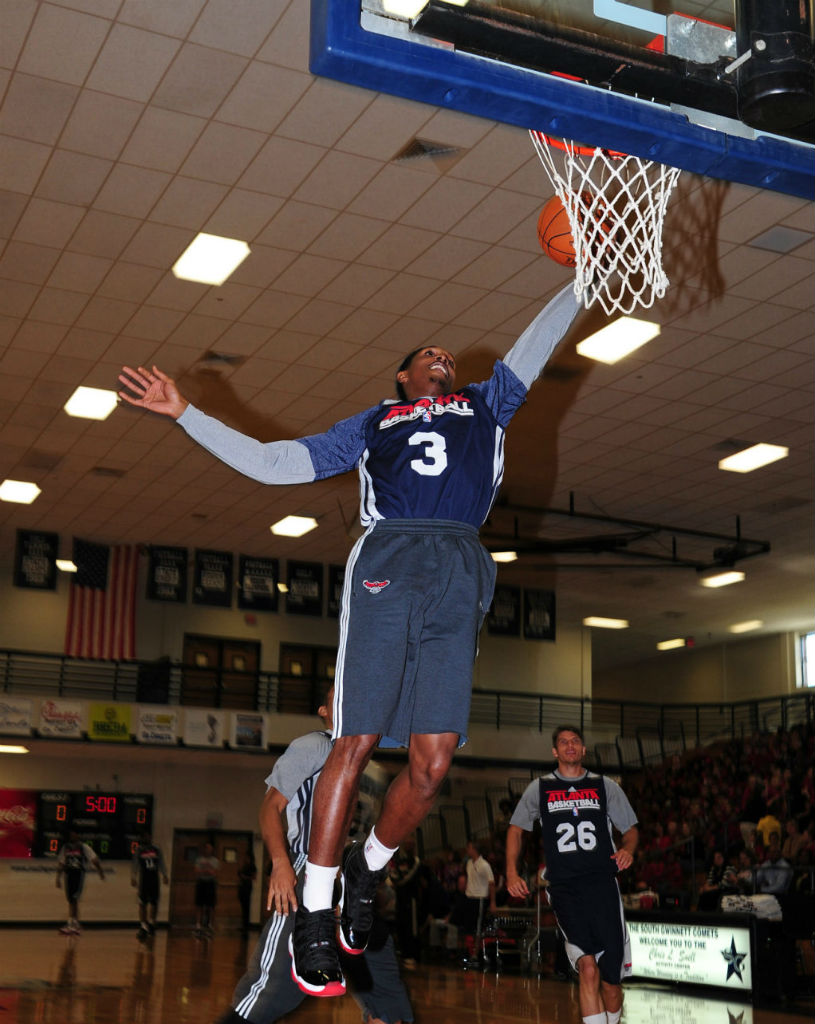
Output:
[270, 515, 318, 537]
[64, 385, 118, 420]
[718, 443, 788, 473]
[490, 550, 518, 563]
[583, 616, 629, 629]
[0, 745, 29, 754]
[656, 638, 686, 651]
[0, 479, 41, 504]
[576, 317, 660, 364]
[57, 559, 78, 572]
[729, 619, 763, 633]
[172, 232, 251, 285]
[701, 570, 745, 588]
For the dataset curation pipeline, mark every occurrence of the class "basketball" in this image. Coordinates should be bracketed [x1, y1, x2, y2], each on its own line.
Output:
[537, 194, 576, 267]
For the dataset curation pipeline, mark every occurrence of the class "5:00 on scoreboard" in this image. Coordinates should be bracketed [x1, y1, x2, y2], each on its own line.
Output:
[35, 791, 153, 859]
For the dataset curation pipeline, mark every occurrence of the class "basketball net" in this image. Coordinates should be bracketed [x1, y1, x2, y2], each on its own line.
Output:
[529, 130, 681, 316]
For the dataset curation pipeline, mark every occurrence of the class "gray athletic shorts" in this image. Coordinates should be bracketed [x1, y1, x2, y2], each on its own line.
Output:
[333, 519, 496, 748]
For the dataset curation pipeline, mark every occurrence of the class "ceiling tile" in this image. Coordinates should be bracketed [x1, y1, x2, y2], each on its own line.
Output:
[226, 242, 294, 289]
[57, 326, 115, 359]
[86, 24, 181, 102]
[76, 295, 138, 333]
[149, 176, 229, 229]
[358, 223, 440, 272]
[452, 188, 542, 244]
[36, 150, 113, 205]
[189, 0, 288, 55]
[94, 164, 173, 219]
[330, 308, 398, 345]
[305, 212, 388, 263]
[238, 136, 326, 197]
[152, 44, 248, 118]
[216, 62, 311, 133]
[255, 0, 309, 69]
[60, 90, 146, 161]
[449, 123, 534, 187]
[145, 273, 208, 312]
[122, 305, 186, 342]
[9, 320, 69, 355]
[404, 235, 488, 281]
[121, 223, 192, 269]
[272, 254, 347, 298]
[0, 73, 78, 145]
[294, 151, 383, 210]
[362, 273, 441, 316]
[97, 262, 164, 302]
[192, 283, 263, 322]
[336, 93, 432, 161]
[0, 279, 42, 319]
[278, 77, 374, 148]
[118, 0, 206, 37]
[67, 209, 140, 258]
[0, 241, 60, 285]
[46, 251, 112, 293]
[119, 107, 206, 173]
[165, 313, 231, 349]
[0, 135, 52, 193]
[257, 201, 338, 252]
[18, 4, 110, 86]
[409, 281, 484, 323]
[399, 177, 490, 233]
[285, 299, 356, 337]
[319, 264, 396, 307]
[179, 122, 267, 186]
[242, 290, 309, 330]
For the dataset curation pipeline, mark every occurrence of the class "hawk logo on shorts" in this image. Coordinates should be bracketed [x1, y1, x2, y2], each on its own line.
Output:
[363, 579, 390, 594]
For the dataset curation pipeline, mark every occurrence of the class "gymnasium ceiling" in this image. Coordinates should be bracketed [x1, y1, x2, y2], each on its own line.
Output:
[0, 0, 812, 673]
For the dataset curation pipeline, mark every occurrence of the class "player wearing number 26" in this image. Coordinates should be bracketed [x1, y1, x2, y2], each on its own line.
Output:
[506, 726, 639, 1024]
[119, 282, 581, 996]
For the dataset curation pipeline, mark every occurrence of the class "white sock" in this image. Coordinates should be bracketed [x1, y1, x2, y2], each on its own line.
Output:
[363, 828, 398, 872]
[582, 1014, 607, 1024]
[302, 862, 338, 911]
[607, 1010, 622, 1024]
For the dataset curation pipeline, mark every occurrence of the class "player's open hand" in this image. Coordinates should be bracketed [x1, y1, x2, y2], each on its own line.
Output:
[612, 849, 633, 871]
[118, 365, 189, 420]
[505, 873, 530, 900]
[266, 862, 298, 916]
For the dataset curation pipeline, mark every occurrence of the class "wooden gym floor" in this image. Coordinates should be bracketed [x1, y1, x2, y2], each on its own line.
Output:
[0, 928, 812, 1024]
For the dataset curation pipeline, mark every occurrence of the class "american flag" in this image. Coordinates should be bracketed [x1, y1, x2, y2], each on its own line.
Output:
[64, 540, 138, 660]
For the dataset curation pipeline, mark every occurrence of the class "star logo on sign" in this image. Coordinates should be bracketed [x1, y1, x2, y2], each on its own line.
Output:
[721, 936, 747, 982]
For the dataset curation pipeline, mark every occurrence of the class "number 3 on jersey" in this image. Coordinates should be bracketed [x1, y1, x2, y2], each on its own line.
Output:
[556, 820, 597, 853]
[408, 431, 447, 476]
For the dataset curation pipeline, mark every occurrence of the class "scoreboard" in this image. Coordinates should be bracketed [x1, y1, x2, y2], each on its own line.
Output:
[35, 791, 153, 859]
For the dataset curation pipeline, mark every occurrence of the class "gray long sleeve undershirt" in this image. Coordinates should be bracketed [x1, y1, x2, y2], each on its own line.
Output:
[177, 283, 580, 486]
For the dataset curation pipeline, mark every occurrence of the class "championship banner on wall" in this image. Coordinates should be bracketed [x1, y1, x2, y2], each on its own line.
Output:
[137, 707, 178, 745]
[184, 709, 226, 748]
[486, 585, 521, 636]
[237, 555, 279, 612]
[193, 549, 233, 607]
[327, 564, 345, 618]
[39, 699, 83, 739]
[523, 588, 556, 641]
[285, 561, 323, 616]
[146, 545, 188, 602]
[629, 918, 753, 990]
[14, 530, 58, 590]
[0, 697, 33, 736]
[0, 789, 36, 858]
[229, 712, 268, 750]
[87, 703, 132, 743]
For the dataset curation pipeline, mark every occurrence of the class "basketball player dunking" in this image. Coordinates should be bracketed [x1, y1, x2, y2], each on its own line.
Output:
[119, 283, 581, 995]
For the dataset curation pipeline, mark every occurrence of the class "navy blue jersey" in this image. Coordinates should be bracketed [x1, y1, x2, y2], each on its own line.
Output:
[302, 363, 527, 529]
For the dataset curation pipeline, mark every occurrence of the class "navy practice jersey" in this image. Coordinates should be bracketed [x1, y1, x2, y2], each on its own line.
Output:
[511, 770, 638, 886]
[132, 842, 166, 881]
[178, 285, 581, 530]
[58, 841, 96, 872]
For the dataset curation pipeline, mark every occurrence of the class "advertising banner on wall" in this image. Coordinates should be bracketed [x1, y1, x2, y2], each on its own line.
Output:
[87, 703, 132, 743]
[137, 707, 178, 745]
[0, 789, 36, 858]
[523, 588, 556, 641]
[629, 918, 753, 990]
[39, 699, 83, 739]
[0, 698, 33, 736]
[184, 709, 226, 748]
[14, 529, 58, 590]
[230, 712, 267, 750]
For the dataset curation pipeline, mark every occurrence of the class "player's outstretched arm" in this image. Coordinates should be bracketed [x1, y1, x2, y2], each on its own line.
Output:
[119, 365, 189, 420]
[502, 282, 582, 390]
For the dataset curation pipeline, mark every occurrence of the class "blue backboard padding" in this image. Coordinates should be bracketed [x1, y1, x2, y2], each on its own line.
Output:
[311, 0, 814, 199]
